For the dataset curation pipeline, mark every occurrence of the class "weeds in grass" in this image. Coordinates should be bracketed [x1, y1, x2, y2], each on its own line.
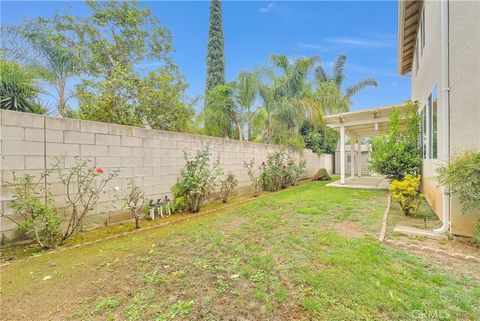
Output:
[194, 258, 211, 270]
[215, 280, 229, 294]
[170, 300, 195, 317]
[139, 256, 151, 263]
[274, 285, 288, 303]
[250, 270, 266, 283]
[94, 297, 120, 314]
[126, 292, 149, 321]
[74, 308, 85, 317]
[143, 270, 166, 285]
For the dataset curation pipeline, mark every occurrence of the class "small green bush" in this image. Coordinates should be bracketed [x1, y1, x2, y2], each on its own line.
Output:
[390, 174, 423, 216]
[4, 157, 118, 249]
[172, 146, 223, 213]
[260, 151, 306, 192]
[244, 159, 262, 197]
[436, 150, 480, 214]
[312, 168, 331, 181]
[219, 172, 238, 203]
[7, 173, 62, 249]
[121, 178, 144, 228]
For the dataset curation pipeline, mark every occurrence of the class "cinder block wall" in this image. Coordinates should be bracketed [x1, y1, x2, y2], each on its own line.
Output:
[0, 110, 332, 240]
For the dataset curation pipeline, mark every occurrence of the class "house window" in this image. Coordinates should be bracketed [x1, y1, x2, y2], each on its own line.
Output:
[429, 85, 438, 159]
[420, 107, 427, 159]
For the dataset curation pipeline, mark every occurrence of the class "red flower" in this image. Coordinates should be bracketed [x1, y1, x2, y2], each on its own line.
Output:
[96, 168, 104, 174]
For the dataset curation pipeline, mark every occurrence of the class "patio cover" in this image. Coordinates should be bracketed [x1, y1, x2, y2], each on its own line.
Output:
[324, 104, 407, 185]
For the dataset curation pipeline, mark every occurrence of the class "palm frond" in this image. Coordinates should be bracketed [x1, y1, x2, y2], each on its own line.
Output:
[30, 103, 53, 115]
[345, 78, 378, 99]
[315, 65, 328, 84]
[234, 71, 259, 110]
[332, 54, 347, 87]
[270, 54, 289, 73]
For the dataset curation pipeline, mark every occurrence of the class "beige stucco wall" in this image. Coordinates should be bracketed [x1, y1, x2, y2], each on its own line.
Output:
[448, 0, 480, 236]
[410, 0, 480, 236]
[0, 110, 332, 241]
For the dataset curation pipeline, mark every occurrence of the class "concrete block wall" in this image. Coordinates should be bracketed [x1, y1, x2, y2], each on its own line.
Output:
[0, 110, 332, 239]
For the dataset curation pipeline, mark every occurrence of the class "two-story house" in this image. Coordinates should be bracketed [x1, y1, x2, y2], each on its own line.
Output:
[398, 0, 480, 236]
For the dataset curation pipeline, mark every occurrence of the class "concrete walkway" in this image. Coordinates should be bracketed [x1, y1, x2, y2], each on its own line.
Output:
[326, 176, 391, 190]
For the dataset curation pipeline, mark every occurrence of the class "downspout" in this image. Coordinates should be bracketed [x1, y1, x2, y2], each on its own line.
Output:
[434, 0, 451, 234]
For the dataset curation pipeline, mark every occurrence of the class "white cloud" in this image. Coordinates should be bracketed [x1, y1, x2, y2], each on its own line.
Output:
[259, 2, 276, 13]
[325, 36, 395, 48]
[258, 2, 312, 21]
[296, 42, 333, 52]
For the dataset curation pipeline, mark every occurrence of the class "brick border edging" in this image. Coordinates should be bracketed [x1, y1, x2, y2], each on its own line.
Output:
[378, 193, 480, 264]
[382, 238, 480, 263]
[1, 197, 256, 268]
[378, 193, 391, 242]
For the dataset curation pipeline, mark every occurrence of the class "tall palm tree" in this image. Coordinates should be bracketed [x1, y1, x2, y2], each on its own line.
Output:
[257, 54, 324, 148]
[233, 71, 260, 141]
[315, 54, 377, 114]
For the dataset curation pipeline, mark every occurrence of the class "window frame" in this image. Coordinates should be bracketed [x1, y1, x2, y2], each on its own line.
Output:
[428, 83, 438, 159]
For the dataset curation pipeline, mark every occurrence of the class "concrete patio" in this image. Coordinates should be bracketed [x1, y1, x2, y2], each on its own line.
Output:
[326, 176, 391, 190]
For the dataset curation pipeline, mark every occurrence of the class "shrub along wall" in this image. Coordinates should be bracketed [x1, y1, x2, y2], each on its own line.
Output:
[0, 110, 332, 240]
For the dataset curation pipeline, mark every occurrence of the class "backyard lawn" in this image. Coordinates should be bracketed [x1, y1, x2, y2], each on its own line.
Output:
[1, 180, 479, 321]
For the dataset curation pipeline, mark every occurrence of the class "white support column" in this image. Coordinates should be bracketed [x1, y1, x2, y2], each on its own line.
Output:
[340, 126, 345, 184]
[350, 136, 355, 178]
[357, 137, 362, 177]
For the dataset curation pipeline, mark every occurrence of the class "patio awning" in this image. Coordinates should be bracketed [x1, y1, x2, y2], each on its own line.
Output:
[324, 104, 407, 185]
[324, 104, 407, 138]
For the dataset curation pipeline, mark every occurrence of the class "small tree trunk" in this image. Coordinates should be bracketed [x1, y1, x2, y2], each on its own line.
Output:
[134, 210, 140, 229]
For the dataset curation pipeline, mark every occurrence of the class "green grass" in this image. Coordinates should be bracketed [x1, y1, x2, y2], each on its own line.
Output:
[1, 181, 479, 321]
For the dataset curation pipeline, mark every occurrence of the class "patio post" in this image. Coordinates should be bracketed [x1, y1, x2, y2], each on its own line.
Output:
[357, 137, 362, 177]
[340, 126, 345, 184]
[350, 136, 355, 178]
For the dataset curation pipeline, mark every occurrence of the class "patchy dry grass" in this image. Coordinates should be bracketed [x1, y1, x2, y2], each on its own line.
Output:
[1, 181, 479, 321]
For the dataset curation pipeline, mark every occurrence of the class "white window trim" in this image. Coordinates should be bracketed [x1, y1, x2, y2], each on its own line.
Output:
[428, 82, 438, 160]
[419, 82, 439, 160]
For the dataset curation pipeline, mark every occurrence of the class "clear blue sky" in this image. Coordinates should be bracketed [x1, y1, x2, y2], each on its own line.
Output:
[1, 1, 410, 112]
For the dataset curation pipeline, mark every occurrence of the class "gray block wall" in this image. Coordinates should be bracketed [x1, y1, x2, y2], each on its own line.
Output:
[0, 110, 333, 240]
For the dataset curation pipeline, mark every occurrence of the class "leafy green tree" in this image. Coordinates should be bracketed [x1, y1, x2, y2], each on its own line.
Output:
[55, 0, 172, 77]
[137, 66, 194, 132]
[77, 62, 139, 126]
[204, 83, 237, 138]
[315, 55, 377, 113]
[205, 0, 225, 93]
[369, 101, 421, 179]
[300, 123, 339, 155]
[47, 0, 192, 129]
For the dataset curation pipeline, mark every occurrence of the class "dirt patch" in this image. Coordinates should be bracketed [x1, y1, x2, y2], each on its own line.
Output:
[333, 221, 367, 238]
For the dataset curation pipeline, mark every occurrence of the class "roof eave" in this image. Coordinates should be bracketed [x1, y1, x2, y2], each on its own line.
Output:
[398, 0, 422, 76]
[398, 0, 407, 75]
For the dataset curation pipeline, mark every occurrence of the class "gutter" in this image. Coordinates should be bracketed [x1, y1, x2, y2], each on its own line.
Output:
[433, 0, 451, 234]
